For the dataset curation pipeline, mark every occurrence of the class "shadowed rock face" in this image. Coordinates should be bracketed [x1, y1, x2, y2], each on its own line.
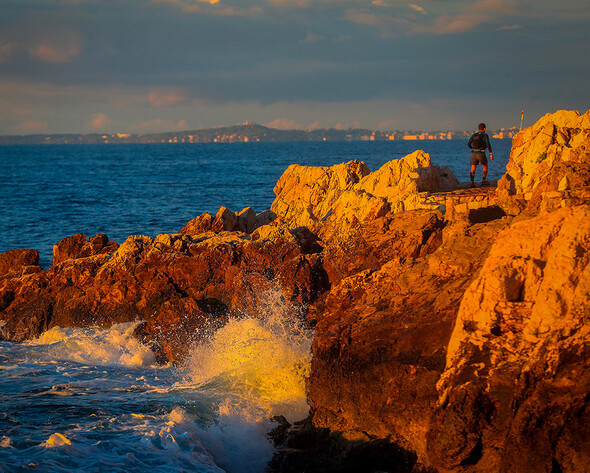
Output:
[2, 109, 590, 473]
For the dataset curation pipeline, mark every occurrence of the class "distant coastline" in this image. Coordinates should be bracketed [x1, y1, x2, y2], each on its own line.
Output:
[0, 122, 519, 145]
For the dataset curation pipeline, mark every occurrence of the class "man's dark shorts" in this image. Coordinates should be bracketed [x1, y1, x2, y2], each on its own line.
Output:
[470, 151, 488, 166]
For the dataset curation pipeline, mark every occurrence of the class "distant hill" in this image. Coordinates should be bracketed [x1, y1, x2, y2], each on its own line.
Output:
[0, 123, 517, 145]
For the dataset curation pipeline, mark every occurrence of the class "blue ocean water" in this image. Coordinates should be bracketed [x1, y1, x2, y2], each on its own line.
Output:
[0, 140, 511, 268]
[0, 139, 512, 472]
[0, 296, 312, 473]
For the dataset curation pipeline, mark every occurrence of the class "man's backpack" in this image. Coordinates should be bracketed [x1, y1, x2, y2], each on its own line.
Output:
[472, 132, 485, 150]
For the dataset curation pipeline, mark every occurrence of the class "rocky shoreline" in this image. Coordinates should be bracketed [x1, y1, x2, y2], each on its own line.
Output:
[2, 110, 590, 472]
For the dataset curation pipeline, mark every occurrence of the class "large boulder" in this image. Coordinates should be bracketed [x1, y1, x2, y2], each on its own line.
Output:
[271, 160, 370, 229]
[355, 150, 458, 212]
[429, 205, 590, 472]
[271, 152, 458, 237]
[52, 233, 118, 266]
[0, 249, 40, 277]
[498, 109, 590, 214]
[180, 207, 277, 235]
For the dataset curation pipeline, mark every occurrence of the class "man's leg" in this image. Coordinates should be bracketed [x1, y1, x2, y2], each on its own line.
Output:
[482, 165, 488, 184]
[470, 164, 477, 186]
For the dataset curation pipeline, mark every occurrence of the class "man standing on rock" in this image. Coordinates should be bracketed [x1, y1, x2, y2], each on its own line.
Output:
[468, 123, 494, 187]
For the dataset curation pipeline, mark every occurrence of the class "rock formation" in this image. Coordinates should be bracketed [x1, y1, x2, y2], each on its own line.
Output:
[498, 109, 590, 214]
[429, 205, 590, 472]
[271, 152, 458, 235]
[0, 248, 40, 277]
[274, 110, 590, 472]
[1, 109, 589, 473]
[0, 227, 326, 362]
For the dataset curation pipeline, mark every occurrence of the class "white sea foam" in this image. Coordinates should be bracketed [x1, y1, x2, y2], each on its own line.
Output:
[180, 288, 314, 472]
[1, 290, 313, 473]
[25, 322, 157, 367]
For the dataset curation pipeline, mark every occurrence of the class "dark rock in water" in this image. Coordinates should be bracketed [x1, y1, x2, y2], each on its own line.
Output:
[267, 415, 291, 448]
[268, 416, 424, 473]
[0, 226, 324, 361]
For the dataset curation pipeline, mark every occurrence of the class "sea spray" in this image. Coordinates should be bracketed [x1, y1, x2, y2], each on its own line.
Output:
[178, 288, 314, 472]
[26, 322, 158, 367]
[181, 288, 313, 422]
[0, 292, 313, 472]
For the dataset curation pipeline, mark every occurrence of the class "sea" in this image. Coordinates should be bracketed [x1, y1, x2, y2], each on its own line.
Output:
[0, 139, 512, 472]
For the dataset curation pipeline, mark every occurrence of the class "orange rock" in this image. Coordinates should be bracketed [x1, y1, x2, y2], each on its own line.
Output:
[0, 248, 39, 277]
[52, 233, 118, 266]
[498, 109, 590, 214]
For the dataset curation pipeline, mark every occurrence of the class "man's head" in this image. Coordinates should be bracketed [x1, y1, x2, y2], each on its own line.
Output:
[478, 123, 486, 131]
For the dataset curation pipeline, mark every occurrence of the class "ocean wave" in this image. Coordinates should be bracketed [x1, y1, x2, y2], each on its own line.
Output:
[181, 288, 313, 423]
[24, 322, 158, 368]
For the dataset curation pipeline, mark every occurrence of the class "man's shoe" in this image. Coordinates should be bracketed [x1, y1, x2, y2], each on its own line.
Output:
[470, 182, 476, 188]
[481, 180, 489, 186]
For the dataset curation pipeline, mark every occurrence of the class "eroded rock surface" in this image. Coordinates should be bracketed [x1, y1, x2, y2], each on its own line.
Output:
[429, 205, 590, 472]
[498, 109, 590, 214]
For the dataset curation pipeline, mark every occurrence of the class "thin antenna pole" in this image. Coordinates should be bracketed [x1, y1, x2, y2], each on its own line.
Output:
[519, 109, 524, 132]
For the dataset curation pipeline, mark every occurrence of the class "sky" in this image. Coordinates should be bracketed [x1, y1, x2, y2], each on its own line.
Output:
[0, 0, 589, 134]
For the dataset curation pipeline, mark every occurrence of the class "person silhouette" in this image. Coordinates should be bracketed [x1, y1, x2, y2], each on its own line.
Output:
[467, 123, 494, 186]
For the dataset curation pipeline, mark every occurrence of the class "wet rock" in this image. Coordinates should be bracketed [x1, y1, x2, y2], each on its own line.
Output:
[0, 229, 325, 362]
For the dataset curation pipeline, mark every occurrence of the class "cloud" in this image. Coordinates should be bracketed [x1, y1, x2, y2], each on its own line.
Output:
[265, 118, 306, 129]
[152, 0, 262, 16]
[27, 34, 81, 63]
[148, 90, 186, 107]
[346, 0, 521, 35]
[267, 0, 312, 8]
[86, 113, 113, 131]
[343, 8, 416, 36]
[134, 118, 189, 133]
[473, 0, 518, 15]
[411, 12, 491, 34]
[344, 10, 383, 27]
[409, 4, 426, 15]
[499, 24, 522, 30]
[300, 32, 326, 43]
[0, 41, 15, 63]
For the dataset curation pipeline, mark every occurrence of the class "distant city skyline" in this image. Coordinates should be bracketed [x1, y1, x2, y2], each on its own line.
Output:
[0, 122, 521, 145]
[1, 0, 589, 135]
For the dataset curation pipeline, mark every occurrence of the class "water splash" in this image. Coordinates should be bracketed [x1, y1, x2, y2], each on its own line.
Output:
[1, 292, 313, 472]
[26, 322, 157, 367]
[181, 288, 313, 423]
